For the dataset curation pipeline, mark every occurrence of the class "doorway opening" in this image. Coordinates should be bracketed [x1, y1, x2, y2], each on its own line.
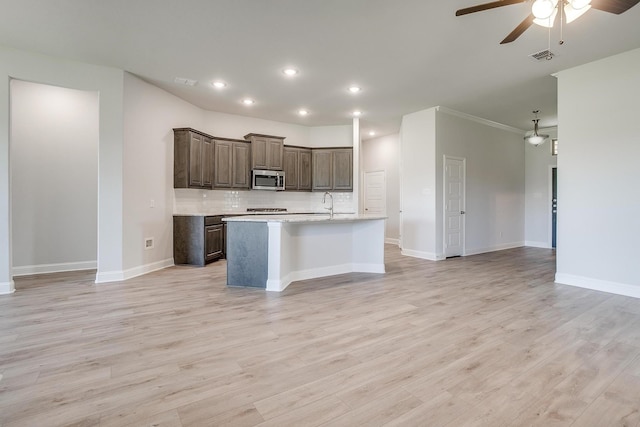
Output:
[10, 79, 99, 284]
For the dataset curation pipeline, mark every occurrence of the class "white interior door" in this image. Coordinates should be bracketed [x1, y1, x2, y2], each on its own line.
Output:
[364, 171, 386, 215]
[444, 156, 465, 257]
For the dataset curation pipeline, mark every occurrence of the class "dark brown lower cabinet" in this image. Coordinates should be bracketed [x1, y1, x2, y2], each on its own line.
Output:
[174, 215, 225, 266]
[205, 223, 224, 262]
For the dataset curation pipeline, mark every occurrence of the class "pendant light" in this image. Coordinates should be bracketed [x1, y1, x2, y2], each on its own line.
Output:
[525, 110, 549, 146]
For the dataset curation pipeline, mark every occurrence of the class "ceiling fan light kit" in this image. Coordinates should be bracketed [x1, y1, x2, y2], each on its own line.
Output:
[564, 1, 592, 23]
[532, 0, 557, 19]
[455, 0, 640, 44]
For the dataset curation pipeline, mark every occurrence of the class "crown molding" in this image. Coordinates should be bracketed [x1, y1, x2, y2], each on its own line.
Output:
[436, 106, 526, 134]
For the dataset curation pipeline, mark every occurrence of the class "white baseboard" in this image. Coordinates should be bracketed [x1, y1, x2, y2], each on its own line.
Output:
[464, 242, 525, 256]
[555, 273, 640, 299]
[385, 238, 400, 246]
[0, 280, 16, 295]
[95, 258, 174, 284]
[525, 241, 552, 249]
[401, 248, 444, 261]
[266, 262, 386, 292]
[12, 260, 97, 277]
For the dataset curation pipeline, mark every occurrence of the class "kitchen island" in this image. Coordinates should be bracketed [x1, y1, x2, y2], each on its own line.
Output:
[224, 214, 386, 292]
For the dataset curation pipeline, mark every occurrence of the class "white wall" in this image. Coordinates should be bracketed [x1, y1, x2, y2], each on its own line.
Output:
[362, 133, 400, 243]
[122, 73, 205, 272]
[202, 111, 310, 146]
[10, 80, 99, 275]
[309, 125, 353, 148]
[524, 127, 557, 248]
[0, 46, 125, 294]
[399, 108, 438, 259]
[435, 109, 525, 257]
[555, 47, 640, 298]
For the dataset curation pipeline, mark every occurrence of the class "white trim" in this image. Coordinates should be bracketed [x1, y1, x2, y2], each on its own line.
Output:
[0, 280, 16, 295]
[464, 242, 525, 256]
[525, 240, 551, 249]
[401, 248, 445, 261]
[95, 258, 174, 284]
[436, 106, 525, 135]
[548, 165, 556, 249]
[94, 270, 124, 283]
[12, 260, 97, 277]
[385, 238, 400, 246]
[266, 262, 386, 292]
[555, 273, 640, 299]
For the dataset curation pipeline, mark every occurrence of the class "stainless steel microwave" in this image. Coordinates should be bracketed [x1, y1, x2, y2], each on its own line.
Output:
[252, 169, 285, 191]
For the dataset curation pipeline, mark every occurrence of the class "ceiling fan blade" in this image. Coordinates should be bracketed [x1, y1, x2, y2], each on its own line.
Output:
[590, 0, 640, 14]
[500, 14, 535, 44]
[456, 0, 527, 16]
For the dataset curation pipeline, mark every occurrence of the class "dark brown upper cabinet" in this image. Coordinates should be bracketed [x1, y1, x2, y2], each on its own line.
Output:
[283, 146, 312, 191]
[311, 148, 353, 192]
[174, 128, 214, 189]
[244, 133, 285, 170]
[213, 138, 251, 189]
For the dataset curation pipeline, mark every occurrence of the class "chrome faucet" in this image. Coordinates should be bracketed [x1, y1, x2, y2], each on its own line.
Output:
[322, 191, 334, 218]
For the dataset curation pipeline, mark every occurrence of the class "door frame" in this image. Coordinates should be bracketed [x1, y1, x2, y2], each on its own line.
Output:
[443, 155, 466, 257]
[548, 165, 557, 249]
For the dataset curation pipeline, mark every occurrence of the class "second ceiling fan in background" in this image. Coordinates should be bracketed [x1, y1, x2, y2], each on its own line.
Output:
[455, 0, 640, 44]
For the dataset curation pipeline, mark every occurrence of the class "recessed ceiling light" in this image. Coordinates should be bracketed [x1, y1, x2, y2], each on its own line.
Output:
[298, 109, 309, 116]
[242, 98, 255, 105]
[348, 85, 361, 94]
[369, 131, 376, 136]
[352, 110, 362, 117]
[283, 68, 299, 77]
[212, 81, 227, 89]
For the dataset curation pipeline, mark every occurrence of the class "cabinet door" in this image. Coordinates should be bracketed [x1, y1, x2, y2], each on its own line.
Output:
[312, 150, 333, 191]
[188, 132, 203, 187]
[283, 147, 299, 190]
[205, 224, 224, 262]
[202, 136, 213, 188]
[333, 149, 353, 191]
[251, 137, 268, 170]
[298, 149, 312, 191]
[267, 138, 284, 170]
[214, 140, 232, 188]
[232, 142, 251, 188]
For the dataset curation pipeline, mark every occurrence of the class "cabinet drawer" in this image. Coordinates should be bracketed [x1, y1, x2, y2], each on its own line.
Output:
[205, 216, 223, 226]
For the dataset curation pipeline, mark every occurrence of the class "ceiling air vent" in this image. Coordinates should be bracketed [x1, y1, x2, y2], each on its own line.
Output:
[529, 49, 555, 61]
[174, 77, 198, 86]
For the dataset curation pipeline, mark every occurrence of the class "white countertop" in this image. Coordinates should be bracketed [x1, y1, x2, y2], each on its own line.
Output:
[174, 211, 354, 217]
[223, 213, 387, 223]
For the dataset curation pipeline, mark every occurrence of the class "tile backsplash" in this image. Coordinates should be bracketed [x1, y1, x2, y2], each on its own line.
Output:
[174, 189, 355, 214]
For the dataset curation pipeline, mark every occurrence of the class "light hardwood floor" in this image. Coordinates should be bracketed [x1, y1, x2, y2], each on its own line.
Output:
[1, 245, 640, 426]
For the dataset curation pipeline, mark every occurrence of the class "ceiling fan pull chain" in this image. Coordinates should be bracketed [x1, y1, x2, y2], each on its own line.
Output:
[559, 1, 565, 45]
[547, 24, 552, 59]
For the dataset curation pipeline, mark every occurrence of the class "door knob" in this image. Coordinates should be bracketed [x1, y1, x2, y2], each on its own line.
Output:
[460, 211, 466, 214]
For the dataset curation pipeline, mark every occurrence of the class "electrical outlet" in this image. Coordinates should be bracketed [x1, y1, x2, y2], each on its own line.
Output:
[144, 238, 154, 250]
[150, 199, 155, 208]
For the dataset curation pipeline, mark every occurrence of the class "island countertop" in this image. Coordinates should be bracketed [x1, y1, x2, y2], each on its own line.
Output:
[223, 213, 387, 223]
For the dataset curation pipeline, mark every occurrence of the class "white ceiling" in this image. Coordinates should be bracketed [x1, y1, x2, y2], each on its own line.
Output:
[2, 0, 639, 138]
